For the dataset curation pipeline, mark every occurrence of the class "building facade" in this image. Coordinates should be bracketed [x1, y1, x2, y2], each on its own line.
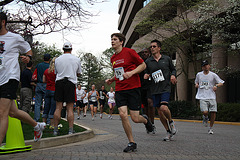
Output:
[118, 0, 240, 103]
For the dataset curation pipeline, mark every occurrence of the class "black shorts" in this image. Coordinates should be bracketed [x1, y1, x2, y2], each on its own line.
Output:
[89, 101, 98, 107]
[76, 100, 84, 108]
[99, 99, 106, 106]
[0, 79, 19, 99]
[54, 78, 75, 103]
[115, 88, 141, 111]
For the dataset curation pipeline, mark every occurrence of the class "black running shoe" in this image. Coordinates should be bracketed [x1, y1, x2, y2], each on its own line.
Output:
[142, 114, 153, 132]
[123, 142, 137, 152]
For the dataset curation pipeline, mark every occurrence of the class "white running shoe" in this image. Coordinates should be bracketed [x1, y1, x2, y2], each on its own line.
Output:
[108, 115, 111, 119]
[77, 116, 80, 120]
[169, 121, 177, 135]
[208, 129, 213, 134]
[163, 132, 172, 141]
[110, 116, 113, 119]
[34, 122, 46, 142]
[100, 114, 102, 119]
[92, 117, 94, 121]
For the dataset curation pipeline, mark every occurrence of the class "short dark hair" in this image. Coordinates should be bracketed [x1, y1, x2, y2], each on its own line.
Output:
[0, 12, 7, 26]
[27, 61, 33, 67]
[151, 39, 161, 47]
[111, 33, 126, 46]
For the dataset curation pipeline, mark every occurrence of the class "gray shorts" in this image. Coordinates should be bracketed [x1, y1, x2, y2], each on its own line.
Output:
[200, 99, 217, 112]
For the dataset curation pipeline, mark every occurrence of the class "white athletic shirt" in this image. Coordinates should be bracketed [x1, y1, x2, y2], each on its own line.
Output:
[0, 32, 31, 85]
[195, 71, 224, 100]
[55, 53, 82, 84]
[107, 91, 115, 103]
[83, 92, 88, 104]
[76, 89, 85, 100]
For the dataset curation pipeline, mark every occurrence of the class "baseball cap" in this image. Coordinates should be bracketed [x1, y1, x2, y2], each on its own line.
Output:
[44, 54, 51, 61]
[201, 60, 209, 67]
[63, 42, 72, 50]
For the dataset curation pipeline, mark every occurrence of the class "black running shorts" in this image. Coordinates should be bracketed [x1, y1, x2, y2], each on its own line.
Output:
[55, 78, 75, 103]
[115, 88, 141, 111]
[0, 79, 19, 99]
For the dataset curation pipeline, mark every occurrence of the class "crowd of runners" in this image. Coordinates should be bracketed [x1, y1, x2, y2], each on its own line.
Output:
[0, 12, 224, 153]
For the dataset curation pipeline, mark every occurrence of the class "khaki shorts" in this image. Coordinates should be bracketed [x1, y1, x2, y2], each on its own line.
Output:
[200, 99, 217, 112]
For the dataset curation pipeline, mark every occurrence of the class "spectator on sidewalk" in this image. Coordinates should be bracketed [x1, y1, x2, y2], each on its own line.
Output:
[20, 61, 33, 113]
[34, 54, 51, 122]
[53, 42, 81, 135]
[42, 57, 57, 128]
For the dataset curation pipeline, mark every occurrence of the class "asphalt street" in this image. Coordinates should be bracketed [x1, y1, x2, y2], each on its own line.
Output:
[1, 111, 240, 160]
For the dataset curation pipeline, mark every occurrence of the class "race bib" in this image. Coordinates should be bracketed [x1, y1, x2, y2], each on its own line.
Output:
[0, 56, 4, 70]
[114, 67, 124, 81]
[200, 81, 209, 89]
[152, 69, 165, 83]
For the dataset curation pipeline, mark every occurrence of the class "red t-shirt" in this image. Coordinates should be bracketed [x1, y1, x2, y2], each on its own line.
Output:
[43, 69, 56, 91]
[111, 47, 144, 91]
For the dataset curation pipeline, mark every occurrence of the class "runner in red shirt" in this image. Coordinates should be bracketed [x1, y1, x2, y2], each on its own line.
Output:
[106, 33, 153, 153]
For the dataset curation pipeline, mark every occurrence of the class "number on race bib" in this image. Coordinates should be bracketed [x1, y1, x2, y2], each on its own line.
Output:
[152, 69, 165, 83]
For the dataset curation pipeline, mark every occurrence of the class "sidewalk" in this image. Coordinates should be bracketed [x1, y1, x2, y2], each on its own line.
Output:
[1, 112, 240, 160]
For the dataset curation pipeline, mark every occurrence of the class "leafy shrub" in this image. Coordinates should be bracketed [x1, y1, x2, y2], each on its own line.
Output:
[216, 103, 240, 122]
[168, 100, 201, 119]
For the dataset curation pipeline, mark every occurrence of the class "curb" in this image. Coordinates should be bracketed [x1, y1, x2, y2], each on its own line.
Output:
[25, 122, 94, 150]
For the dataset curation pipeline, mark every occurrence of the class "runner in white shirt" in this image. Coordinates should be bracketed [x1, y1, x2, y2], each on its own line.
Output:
[106, 87, 115, 119]
[82, 88, 89, 117]
[0, 12, 45, 146]
[53, 42, 82, 135]
[76, 84, 85, 119]
[195, 60, 224, 134]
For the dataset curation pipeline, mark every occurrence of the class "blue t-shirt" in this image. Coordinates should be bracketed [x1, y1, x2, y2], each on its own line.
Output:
[36, 62, 49, 83]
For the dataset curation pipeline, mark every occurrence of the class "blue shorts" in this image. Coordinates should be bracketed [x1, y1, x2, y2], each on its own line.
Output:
[152, 92, 170, 107]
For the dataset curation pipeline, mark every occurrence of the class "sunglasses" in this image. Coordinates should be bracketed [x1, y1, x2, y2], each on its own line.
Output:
[150, 45, 157, 48]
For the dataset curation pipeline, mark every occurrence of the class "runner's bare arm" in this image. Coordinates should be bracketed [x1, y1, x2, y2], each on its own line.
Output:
[20, 50, 33, 63]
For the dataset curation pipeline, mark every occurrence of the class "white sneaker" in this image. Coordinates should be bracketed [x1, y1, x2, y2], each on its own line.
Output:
[92, 117, 94, 121]
[108, 115, 111, 119]
[163, 132, 172, 141]
[208, 129, 213, 134]
[100, 114, 102, 119]
[110, 116, 113, 119]
[169, 121, 177, 135]
[34, 122, 46, 142]
[77, 116, 80, 120]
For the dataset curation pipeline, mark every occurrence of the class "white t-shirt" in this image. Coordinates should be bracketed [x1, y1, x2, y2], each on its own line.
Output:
[107, 91, 115, 103]
[0, 32, 31, 85]
[76, 89, 85, 100]
[195, 71, 224, 100]
[55, 53, 82, 84]
[83, 92, 88, 104]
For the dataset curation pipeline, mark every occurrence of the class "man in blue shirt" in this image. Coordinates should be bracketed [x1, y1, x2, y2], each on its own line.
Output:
[34, 54, 51, 122]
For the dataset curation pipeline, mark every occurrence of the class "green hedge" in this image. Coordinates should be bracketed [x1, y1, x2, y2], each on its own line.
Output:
[216, 103, 240, 122]
[168, 101, 240, 122]
[168, 100, 201, 119]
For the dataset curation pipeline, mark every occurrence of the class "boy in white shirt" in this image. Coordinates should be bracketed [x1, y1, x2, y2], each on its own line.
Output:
[195, 60, 224, 134]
